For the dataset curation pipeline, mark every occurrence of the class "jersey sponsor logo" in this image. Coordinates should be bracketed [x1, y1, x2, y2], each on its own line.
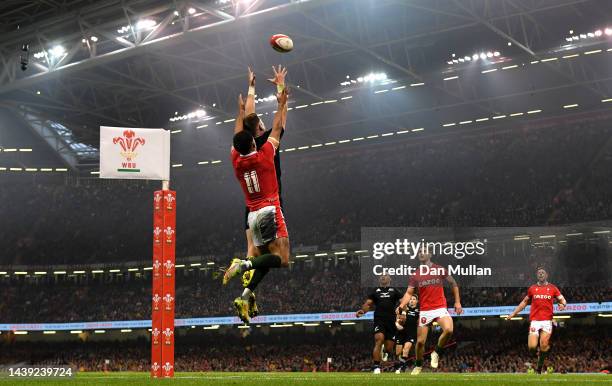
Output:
[420, 278, 443, 286]
[533, 294, 553, 300]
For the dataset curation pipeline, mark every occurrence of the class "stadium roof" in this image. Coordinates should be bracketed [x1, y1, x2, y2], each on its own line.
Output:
[0, 0, 610, 171]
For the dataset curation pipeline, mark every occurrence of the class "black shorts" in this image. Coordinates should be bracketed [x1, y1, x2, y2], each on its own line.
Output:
[373, 318, 396, 340]
[394, 330, 416, 346]
[245, 197, 284, 230]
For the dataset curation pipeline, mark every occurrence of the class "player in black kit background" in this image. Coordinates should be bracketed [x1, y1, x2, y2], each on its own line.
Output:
[394, 294, 419, 373]
[356, 274, 402, 374]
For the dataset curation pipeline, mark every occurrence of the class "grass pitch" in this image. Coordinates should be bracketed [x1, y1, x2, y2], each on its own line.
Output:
[0, 372, 610, 385]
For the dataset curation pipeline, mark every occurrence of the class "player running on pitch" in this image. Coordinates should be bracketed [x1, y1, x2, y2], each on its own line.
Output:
[393, 294, 419, 373]
[506, 267, 567, 374]
[397, 251, 463, 375]
[356, 274, 402, 374]
[233, 65, 288, 318]
[224, 85, 290, 324]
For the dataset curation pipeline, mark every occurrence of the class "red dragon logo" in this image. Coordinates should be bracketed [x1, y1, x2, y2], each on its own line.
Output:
[113, 130, 145, 161]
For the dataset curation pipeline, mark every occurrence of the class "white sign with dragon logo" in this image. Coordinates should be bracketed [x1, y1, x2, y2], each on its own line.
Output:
[100, 126, 170, 180]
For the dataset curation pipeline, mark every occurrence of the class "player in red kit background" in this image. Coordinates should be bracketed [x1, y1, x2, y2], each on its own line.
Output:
[223, 86, 290, 324]
[397, 251, 462, 375]
[507, 267, 567, 373]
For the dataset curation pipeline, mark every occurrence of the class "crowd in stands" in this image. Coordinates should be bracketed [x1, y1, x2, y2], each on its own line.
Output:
[0, 255, 610, 323]
[1, 325, 609, 373]
[0, 119, 611, 266]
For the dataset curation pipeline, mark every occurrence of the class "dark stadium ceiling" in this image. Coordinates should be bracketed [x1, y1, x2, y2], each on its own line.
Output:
[0, 0, 611, 170]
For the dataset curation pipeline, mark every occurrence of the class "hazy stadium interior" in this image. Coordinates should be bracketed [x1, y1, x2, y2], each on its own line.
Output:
[0, 0, 611, 382]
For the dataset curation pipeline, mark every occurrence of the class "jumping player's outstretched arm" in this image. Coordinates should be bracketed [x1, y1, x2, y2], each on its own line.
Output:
[507, 295, 530, 319]
[268, 65, 288, 128]
[396, 286, 415, 313]
[269, 87, 288, 147]
[234, 94, 245, 134]
[446, 275, 463, 314]
[245, 66, 256, 116]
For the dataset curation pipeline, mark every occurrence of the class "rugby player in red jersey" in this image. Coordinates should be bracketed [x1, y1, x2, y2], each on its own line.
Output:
[223, 87, 290, 324]
[396, 251, 462, 374]
[233, 66, 288, 318]
[507, 268, 567, 373]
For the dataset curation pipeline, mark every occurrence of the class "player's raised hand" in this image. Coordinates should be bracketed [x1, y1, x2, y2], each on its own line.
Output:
[454, 302, 463, 315]
[268, 64, 288, 87]
[355, 309, 365, 318]
[248, 66, 256, 86]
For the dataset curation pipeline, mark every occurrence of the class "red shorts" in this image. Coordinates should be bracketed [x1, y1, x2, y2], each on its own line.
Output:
[246, 205, 288, 247]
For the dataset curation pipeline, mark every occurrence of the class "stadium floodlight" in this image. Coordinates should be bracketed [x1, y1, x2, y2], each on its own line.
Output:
[606, 28, 612, 36]
[136, 19, 157, 31]
[70, 330, 83, 334]
[188, 7, 196, 14]
[14, 331, 28, 335]
[48, 45, 65, 58]
[594, 30, 603, 37]
[90, 36, 98, 42]
[486, 51, 493, 58]
[43, 331, 56, 334]
[121, 329, 132, 333]
[479, 53, 487, 60]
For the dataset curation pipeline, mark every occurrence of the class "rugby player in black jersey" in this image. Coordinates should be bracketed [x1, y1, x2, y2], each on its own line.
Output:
[393, 294, 419, 373]
[356, 274, 402, 373]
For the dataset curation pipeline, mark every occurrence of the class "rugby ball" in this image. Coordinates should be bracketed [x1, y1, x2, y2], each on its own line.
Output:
[270, 34, 293, 53]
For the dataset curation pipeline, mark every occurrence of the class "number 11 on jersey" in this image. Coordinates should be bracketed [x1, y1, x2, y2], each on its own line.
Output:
[244, 171, 261, 193]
